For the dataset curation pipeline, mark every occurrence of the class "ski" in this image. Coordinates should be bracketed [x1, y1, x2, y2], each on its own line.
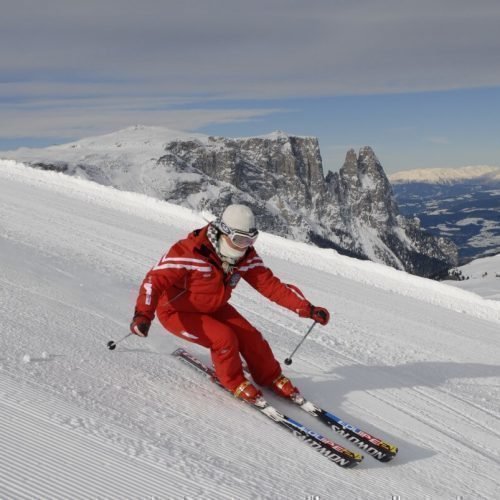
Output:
[173, 348, 363, 468]
[289, 394, 398, 462]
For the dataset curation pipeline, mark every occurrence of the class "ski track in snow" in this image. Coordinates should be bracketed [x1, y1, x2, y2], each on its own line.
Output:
[1, 160, 500, 499]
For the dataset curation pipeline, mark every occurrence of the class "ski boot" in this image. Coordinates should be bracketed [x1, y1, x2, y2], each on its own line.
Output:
[233, 380, 263, 404]
[271, 375, 301, 401]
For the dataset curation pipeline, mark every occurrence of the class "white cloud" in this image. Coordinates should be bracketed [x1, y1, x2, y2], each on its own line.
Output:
[3, 0, 500, 97]
[0, 102, 284, 140]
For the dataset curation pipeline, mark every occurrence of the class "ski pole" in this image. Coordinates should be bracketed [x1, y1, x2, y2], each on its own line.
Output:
[284, 321, 317, 365]
[107, 333, 132, 351]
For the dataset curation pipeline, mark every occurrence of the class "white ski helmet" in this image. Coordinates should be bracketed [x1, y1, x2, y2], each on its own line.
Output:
[220, 204, 257, 234]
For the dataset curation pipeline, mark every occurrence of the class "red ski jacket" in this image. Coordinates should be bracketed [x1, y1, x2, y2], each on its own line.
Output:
[134, 224, 311, 320]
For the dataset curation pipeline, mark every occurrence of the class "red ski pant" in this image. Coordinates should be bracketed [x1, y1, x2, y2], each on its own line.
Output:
[157, 303, 281, 392]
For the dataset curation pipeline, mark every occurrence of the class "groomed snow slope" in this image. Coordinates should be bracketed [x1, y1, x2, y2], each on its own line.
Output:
[1, 160, 500, 499]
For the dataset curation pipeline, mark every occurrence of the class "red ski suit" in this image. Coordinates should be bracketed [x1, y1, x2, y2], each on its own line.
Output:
[134, 224, 311, 391]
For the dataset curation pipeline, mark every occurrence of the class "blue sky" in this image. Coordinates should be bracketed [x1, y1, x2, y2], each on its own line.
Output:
[1, 0, 500, 173]
[197, 88, 500, 172]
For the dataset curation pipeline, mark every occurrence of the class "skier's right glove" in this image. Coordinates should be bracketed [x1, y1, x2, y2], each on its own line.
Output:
[310, 305, 330, 326]
[130, 315, 151, 337]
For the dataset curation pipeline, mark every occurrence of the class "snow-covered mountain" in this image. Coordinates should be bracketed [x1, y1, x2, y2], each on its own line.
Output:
[390, 165, 500, 261]
[0, 125, 457, 276]
[389, 165, 500, 184]
[1, 160, 499, 499]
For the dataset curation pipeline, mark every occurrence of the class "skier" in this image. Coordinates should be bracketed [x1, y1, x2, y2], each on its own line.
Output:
[130, 204, 330, 403]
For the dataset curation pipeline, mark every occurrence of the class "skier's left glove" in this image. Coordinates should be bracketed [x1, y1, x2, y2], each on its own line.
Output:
[298, 303, 330, 326]
[310, 305, 330, 326]
[130, 315, 151, 337]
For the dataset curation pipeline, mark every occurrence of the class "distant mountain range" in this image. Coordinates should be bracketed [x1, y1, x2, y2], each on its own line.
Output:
[0, 126, 457, 276]
[389, 166, 500, 261]
[390, 165, 500, 184]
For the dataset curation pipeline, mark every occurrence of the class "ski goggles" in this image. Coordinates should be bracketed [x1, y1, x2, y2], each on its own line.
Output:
[219, 221, 259, 248]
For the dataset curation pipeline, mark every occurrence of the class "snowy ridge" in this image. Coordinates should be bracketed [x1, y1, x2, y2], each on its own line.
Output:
[389, 165, 500, 184]
[258, 232, 500, 324]
[1, 160, 500, 498]
[7, 125, 209, 157]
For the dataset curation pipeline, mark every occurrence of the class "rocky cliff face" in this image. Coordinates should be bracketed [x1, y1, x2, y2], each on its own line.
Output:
[1, 126, 458, 276]
[324, 147, 458, 274]
[158, 132, 329, 239]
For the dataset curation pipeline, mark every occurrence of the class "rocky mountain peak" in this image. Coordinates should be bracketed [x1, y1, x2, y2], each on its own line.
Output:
[354, 146, 382, 176]
[341, 149, 358, 174]
[338, 147, 387, 186]
[358, 145, 378, 163]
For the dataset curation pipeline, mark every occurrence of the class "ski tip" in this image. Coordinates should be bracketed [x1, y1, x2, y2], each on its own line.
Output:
[376, 443, 398, 461]
[349, 452, 364, 465]
[378, 451, 398, 463]
[336, 451, 364, 468]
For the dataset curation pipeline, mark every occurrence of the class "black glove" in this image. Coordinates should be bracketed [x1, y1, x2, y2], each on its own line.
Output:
[310, 305, 330, 326]
[130, 315, 151, 337]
